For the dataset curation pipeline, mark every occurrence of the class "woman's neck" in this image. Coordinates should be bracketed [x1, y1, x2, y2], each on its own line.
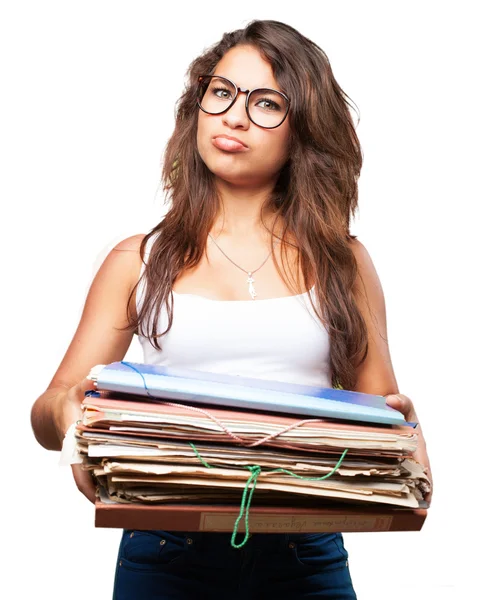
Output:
[212, 178, 282, 240]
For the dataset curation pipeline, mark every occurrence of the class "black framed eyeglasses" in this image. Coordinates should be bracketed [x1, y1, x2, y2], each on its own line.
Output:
[196, 75, 290, 129]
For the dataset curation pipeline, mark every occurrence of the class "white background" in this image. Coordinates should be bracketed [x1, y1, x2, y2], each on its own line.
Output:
[2, 1, 478, 598]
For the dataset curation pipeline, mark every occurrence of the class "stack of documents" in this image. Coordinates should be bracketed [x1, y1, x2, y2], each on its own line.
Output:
[75, 361, 430, 534]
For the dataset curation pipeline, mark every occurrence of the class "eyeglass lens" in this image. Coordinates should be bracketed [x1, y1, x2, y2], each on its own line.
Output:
[198, 76, 288, 128]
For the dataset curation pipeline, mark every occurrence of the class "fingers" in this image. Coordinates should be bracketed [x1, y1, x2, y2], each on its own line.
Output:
[71, 463, 97, 504]
[385, 393, 415, 421]
[74, 377, 96, 399]
[60, 378, 96, 434]
[68, 380, 97, 504]
[385, 394, 432, 506]
[385, 393, 407, 409]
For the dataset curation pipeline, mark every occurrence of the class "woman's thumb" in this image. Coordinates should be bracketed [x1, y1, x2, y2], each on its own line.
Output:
[75, 377, 96, 398]
[385, 393, 404, 409]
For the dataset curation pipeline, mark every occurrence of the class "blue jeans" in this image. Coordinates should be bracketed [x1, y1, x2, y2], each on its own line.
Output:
[112, 529, 357, 599]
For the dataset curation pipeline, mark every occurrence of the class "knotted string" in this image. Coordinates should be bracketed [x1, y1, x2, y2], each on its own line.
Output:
[116, 361, 350, 548]
[190, 441, 348, 548]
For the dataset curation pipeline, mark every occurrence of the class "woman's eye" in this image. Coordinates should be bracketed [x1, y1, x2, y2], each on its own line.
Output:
[212, 87, 232, 99]
[256, 98, 280, 111]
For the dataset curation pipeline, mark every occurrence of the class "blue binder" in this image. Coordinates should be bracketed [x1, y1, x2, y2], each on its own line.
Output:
[91, 361, 411, 426]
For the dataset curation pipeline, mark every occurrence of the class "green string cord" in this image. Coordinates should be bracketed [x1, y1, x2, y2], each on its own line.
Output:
[189, 442, 349, 549]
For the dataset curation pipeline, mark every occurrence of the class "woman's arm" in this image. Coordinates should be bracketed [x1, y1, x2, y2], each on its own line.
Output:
[30, 233, 146, 500]
[31, 233, 146, 447]
[349, 239, 399, 396]
[349, 239, 433, 502]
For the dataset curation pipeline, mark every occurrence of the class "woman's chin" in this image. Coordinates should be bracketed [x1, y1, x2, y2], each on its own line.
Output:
[207, 164, 256, 187]
[215, 173, 263, 189]
[201, 153, 270, 188]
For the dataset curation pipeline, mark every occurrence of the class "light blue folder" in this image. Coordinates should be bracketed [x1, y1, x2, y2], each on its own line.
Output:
[92, 361, 411, 426]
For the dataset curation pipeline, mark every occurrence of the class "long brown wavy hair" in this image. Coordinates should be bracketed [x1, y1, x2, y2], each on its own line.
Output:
[125, 19, 368, 390]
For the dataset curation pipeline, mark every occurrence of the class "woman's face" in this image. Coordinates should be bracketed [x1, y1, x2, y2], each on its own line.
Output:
[196, 45, 291, 188]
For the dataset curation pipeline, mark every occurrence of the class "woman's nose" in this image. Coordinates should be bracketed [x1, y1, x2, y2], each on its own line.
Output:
[221, 94, 250, 129]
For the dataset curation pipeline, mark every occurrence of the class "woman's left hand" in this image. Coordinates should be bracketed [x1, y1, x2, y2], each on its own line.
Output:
[385, 393, 433, 505]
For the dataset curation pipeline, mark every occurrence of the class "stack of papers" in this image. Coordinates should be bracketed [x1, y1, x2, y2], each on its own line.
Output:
[75, 362, 431, 535]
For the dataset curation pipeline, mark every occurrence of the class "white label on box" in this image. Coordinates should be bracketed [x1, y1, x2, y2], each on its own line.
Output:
[199, 512, 393, 533]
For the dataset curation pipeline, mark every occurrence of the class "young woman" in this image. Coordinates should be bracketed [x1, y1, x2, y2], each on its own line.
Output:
[30, 19, 432, 600]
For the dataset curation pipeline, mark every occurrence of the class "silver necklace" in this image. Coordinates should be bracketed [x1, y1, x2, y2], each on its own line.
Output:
[207, 233, 280, 300]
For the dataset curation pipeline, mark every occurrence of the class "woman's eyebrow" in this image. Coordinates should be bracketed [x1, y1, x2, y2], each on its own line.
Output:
[212, 74, 280, 90]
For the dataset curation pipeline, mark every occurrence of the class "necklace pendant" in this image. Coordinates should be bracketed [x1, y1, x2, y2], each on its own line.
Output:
[246, 272, 257, 300]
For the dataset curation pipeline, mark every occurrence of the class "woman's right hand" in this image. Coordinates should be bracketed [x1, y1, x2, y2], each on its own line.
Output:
[54, 378, 98, 504]
[54, 378, 95, 440]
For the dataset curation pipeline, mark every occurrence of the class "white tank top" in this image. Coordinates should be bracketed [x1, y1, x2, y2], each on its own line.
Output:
[136, 233, 332, 387]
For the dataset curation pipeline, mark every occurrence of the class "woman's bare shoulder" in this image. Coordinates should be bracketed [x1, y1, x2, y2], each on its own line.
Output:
[348, 236, 369, 261]
[112, 233, 148, 253]
[108, 233, 148, 282]
[118, 233, 147, 249]
[348, 237, 379, 285]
